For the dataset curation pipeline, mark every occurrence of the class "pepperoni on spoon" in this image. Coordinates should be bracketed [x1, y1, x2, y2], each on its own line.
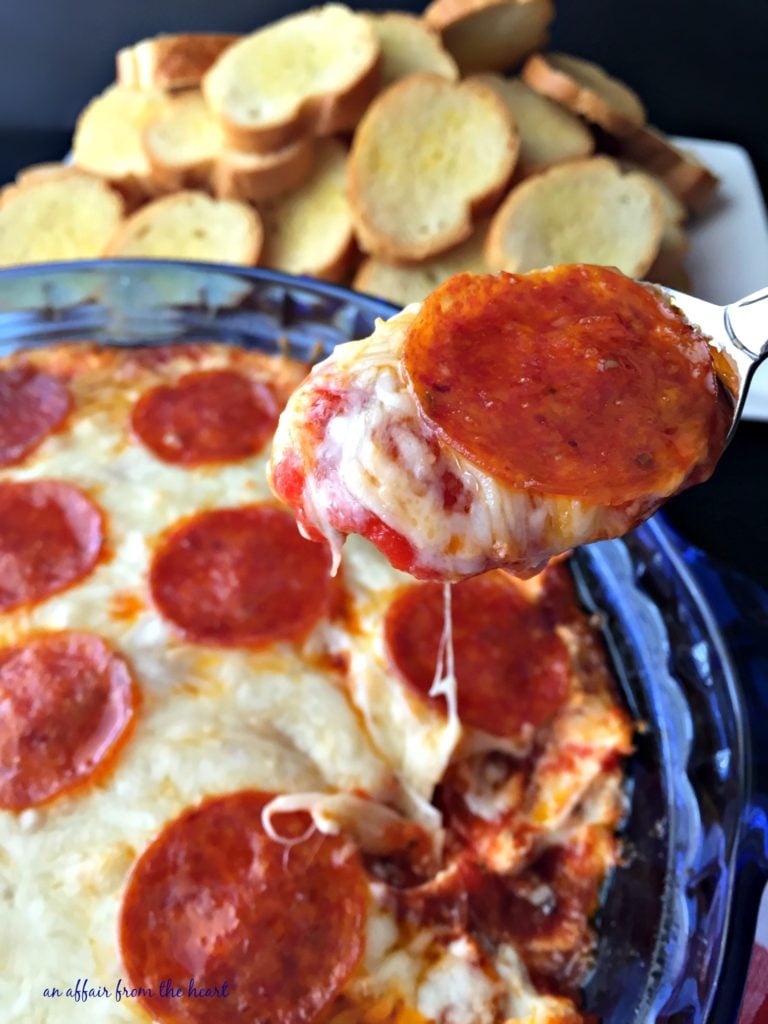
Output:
[0, 365, 71, 467]
[150, 505, 332, 647]
[0, 632, 136, 809]
[384, 571, 570, 736]
[402, 266, 727, 505]
[270, 264, 731, 581]
[0, 481, 104, 613]
[118, 790, 367, 1024]
[131, 368, 279, 466]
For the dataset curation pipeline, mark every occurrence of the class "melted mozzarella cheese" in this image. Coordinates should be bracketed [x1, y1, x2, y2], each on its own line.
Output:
[496, 946, 581, 1022]
[416, 939, 502, 1024]
[0, 344, 626, 1024]
[272, 307, 632, 580]
[341, 535, 461, 810]
[0, 348, 394, 1024]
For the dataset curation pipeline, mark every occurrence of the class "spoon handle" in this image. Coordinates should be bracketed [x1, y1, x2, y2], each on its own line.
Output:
[725, 287, 768, 362]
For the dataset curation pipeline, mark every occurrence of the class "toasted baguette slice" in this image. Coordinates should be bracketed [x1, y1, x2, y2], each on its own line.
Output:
[625, 168, 689, 289]
[646, 220, 690, 289]
[522, 52, 646, 136]
[14, 163, 99, 188]
[349, 74, 518, 261]
[105, 190, 262, 264]
[618, 126, 719, 214]
[354, 219, 491, 306]
[258, 139, 353, 282]
[624, 167, 687, 226]
[366, 12, 458, 88]
[3, 163, 119, 210]
[471, 74, 593, 176]
[72, 84, 167, 201]
[117, 33, 238, 91]
[203, 5, 380, 153]
[485, 156, 663, 278]
[0, 172, 124, 267]
[213, 137, 315, 203]
[423, 0, 554, 74]
[143, 91, 224, 191]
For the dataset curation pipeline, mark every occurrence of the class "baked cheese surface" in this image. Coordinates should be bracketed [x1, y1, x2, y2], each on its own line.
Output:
[0, 341, 630, 1024]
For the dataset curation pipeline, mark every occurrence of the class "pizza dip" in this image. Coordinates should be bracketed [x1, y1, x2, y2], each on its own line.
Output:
[271, 264, 731, 581]
[0, 338, 631, 1024]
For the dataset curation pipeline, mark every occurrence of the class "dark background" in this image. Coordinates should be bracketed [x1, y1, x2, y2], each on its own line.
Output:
[1, 0, 767, 190]
[0, 0, 766, 587]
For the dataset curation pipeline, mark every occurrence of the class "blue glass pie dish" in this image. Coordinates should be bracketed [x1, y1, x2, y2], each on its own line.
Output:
[0, 259, 763, 1022]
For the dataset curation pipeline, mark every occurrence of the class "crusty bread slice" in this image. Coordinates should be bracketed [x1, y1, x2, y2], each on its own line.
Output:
[72, 84, 167, 202]
[258, 139, 353, 283]
[143, 91, 224, 191]
[624, 168, 690, 288]
[1, 160, 113, 204]
[471, 74, 593, 176]
[617, 126, 719, 214]
[645, 221, 690, 289]
[213, 137, 316, 203]
[366, 12, 458, 88]
[624, 167, 687, 226]
[0, 172, 124, 267]
[105, 190, 262, 265]
[142, 91, 316, 202]
[116, 33, 238, 91]
[348, 73, 518, 261]
[15, 163, 99, 188]
[202, 4, 380, 153]
[354, 219, 491, 306]
[522, 52, 646, 136]
[485, 156, 663, 278]
[423, 0, 554, 74]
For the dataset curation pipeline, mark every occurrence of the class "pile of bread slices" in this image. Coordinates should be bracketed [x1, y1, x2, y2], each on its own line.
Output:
[0, 1, 718, 304]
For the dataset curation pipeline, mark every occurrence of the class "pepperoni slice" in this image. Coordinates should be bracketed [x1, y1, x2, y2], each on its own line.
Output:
[150, 505, 332, 647]
[131, 369, 278, 466]
[402, 265, 728, 505]
[0, 365, 71, 467]
[384, 571, 570, 736]
[0, 632, 136, 809]
[118, 790, 367, 1024]
[0, 481, 104, 613]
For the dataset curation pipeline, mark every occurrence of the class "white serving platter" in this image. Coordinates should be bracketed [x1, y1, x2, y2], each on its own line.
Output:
[677, 137, 768, 421]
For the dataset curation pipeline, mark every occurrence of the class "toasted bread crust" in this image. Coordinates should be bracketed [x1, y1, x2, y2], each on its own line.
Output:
[485, 156, 664, 278]
[72, 84, 168, 208]
[425, 0, 516, 30]
[212, 138, 316, 203]
[105, 190, 263, 265]
[348, 73, 518, 262]
[367, 12, 458, 87]
[618, 126, 719, 214]
[663, 157, 719, 215]
[471, 74, 594, 178]
[258, 138, 354, 283]
[218, 57, 381, 155]
[424, 0, 553, 74]
[116, 34, 239, 91]
[203, 7, 381, 155]
[353, 219, 491, 306]
[141, 92, 223, 193]
[14, 163, 104, 189]
[522, 52, 646, 136]
[0, 173, 125, 266]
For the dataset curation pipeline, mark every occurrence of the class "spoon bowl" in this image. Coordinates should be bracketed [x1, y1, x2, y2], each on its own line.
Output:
[658, 284, 768, 442]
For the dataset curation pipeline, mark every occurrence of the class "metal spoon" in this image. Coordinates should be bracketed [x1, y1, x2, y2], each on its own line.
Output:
[659, 284, 768, 441]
